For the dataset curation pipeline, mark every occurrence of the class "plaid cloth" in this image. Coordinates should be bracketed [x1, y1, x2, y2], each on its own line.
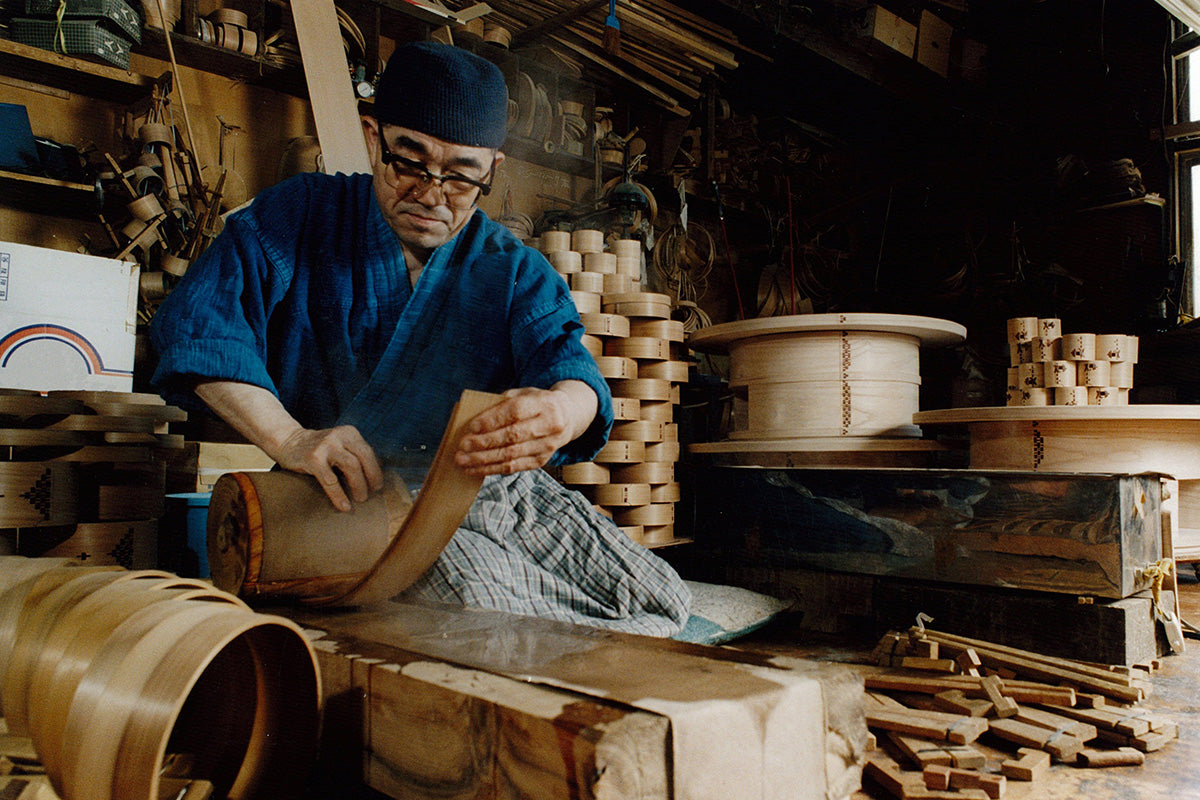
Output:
[402, 469, 692, 636]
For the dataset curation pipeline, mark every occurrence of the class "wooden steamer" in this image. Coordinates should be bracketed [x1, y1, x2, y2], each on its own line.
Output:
[0, 558, 323, 800]
[687, 313, 965, 465]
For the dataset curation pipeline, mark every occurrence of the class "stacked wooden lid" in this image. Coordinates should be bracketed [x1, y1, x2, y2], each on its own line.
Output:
[0, 556, 321, 800]
[0, 390, 186, 569]
[542, 231, 690, 548]
[1005, 317, 1138, 407]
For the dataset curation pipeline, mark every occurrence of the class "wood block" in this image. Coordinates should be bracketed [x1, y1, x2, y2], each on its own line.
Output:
[923, 764, 951, 790]
[916, 9, 953, 77]
[866, 708, 987, 744]
[933, 690, 992, 718]
[989, 718, 1083, 762]
[979, 675, 1019, 718]
[956, 649, 983, 677]
[910, 638, 939, 659]
[1000, 748, 1049, 781]
[292, 599, 861, 800]
[1013, 706, 1097, 742]
[855, 5, 916, 57]
[1077, 747, 1144, 767]
[924, 765, 1006, 798]
[865, 753, 990, 799]
[1096, 722, 1179, 752]
[900, 657, 958, 673]
[888, 732, 986, 770]
[165, 440, 274, 493]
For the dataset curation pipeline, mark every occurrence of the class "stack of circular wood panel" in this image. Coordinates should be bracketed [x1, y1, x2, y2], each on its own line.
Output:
[1004, 317, 1137, 406]
[0, 556, 321, 800]
[687, 314, 966, 467]
[0, 389, 186, 569]
[541, 232, 690, 547]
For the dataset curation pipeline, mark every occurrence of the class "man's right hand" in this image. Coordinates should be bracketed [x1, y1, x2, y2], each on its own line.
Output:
[274, 425, 385, 512]
[194, 380, 384, 512]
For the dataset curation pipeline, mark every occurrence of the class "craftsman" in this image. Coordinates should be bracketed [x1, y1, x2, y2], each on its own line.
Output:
[150, 41, 690, 635]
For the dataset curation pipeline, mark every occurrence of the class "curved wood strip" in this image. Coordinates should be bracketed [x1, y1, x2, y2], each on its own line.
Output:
[0, 556, 74, 594]
[33, 580, 237, 789]
[0, 565, 121, 713]
[206, 391, 500, 607]
[115, 613, 320, 800]
[327, 390, 500, 606]
[2, 569, 133, 735]
[60, 602, 244, 800]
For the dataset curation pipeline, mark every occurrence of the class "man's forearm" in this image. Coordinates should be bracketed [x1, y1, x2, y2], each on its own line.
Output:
[193, 380, 304, 461]
[551, 379, 600, 443]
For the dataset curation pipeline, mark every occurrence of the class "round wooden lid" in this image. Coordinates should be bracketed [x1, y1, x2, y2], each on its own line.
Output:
[688, 313, 967, 351]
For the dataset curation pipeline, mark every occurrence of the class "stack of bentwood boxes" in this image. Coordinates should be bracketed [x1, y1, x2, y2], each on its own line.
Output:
[538, 228, 690, 548]
[1005, 316, 1137, 406]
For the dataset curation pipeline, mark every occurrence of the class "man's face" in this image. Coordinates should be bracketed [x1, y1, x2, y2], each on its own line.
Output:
[364, 119, 502, 262]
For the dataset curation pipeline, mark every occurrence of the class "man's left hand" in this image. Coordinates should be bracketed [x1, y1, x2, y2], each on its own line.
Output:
[455, 382, 597, 475]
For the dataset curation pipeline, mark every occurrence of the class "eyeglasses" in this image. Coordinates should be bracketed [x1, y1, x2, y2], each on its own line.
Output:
[378, 136, 494, 207]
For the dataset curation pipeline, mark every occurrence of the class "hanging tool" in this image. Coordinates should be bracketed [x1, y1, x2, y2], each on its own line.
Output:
[603, 0, 620, 56]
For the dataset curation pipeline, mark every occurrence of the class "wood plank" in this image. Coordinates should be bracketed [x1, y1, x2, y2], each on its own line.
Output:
[865, 708, 988, 744]
[0, 38, 153, 104]
[887, 732, 986, 770]
[988, 718, 1084, 761]
[292, 0, 370, 175]
[863, 673, 1077, 707]
[919, 630, 1144, 702]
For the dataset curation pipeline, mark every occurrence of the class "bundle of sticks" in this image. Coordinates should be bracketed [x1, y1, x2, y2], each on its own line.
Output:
[860, 626, 1177, 799]
[471, 0, 759, 116]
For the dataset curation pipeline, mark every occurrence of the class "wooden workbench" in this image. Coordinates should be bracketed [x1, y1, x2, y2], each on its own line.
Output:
[284, 598, 869, 800]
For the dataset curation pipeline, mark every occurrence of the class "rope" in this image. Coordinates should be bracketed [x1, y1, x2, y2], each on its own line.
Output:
[54, 0, 68, 54]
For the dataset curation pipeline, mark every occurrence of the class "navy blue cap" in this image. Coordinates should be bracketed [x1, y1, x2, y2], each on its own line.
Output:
[373, 41, 509, 149]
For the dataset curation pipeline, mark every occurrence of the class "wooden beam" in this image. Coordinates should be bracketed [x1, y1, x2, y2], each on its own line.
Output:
[510, 0, 607, 47]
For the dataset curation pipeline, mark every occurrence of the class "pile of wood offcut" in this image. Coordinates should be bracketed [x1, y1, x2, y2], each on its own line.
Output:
[861, 626, 1176, 799]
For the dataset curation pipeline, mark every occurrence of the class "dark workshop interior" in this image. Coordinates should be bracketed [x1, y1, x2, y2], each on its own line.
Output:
[0, 0, 1198, 798]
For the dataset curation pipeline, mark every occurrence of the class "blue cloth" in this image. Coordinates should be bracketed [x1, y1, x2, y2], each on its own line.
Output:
[150, 172, 613, 468]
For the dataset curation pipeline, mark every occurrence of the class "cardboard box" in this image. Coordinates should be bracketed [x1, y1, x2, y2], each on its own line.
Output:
[917, 9, 954, 77]
[856, 5, 917, 58]
[0, 241, 138, 392]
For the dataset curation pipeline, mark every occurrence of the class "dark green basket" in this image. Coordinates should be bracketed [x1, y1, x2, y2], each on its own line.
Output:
[23, 0, 141, 44]
[11, 17, 132, 68]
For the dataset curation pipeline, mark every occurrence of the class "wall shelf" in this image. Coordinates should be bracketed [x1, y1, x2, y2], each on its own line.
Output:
[0, 169, 101, 218]
[135, 27, 309, 99]
[0, 38, 154, 104]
